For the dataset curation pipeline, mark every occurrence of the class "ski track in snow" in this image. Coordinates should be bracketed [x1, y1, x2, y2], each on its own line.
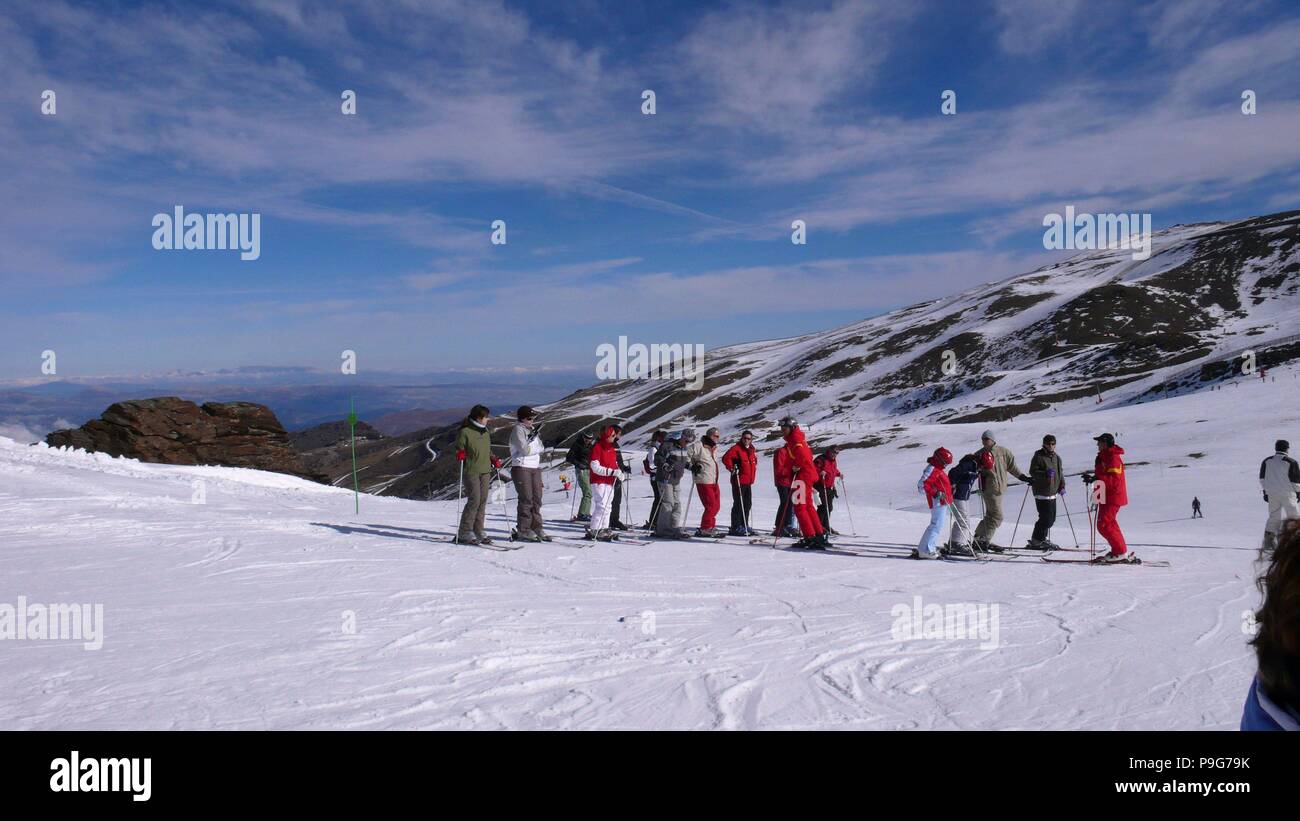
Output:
[0, 384, 1271, 729]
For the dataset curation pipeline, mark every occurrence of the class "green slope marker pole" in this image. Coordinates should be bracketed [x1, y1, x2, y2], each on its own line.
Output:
[348, 396, 359, 515]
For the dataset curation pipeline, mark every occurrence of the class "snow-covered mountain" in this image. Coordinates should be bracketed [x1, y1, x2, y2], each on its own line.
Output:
[544, 211, 1300, 442]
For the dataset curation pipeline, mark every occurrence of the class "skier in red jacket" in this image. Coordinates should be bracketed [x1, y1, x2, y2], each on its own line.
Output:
[916, 448, 954, 559]
[586, 425, 628, 542]
[772, 438, 798, 537]
[814, 445, 843, 534]
[781, 417, 829, 549]
[721, 430, 758, 536]
[1082, 433, 1132, 563]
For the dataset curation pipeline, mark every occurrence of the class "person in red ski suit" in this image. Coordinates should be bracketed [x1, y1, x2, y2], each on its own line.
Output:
[773, 439, 798, 536]
[781, 417, 828, 549]
[1087, 433, 1129, 560]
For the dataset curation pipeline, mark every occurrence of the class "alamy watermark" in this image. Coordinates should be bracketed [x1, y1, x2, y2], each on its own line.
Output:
[0, 596, 104, 650]
[1043, 206, 1151, 261]
[151, 206, 261, 260]
[596, 336, 706, 391]
[891, 595, 1000, 650]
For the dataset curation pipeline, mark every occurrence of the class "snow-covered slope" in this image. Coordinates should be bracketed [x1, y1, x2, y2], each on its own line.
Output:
[544, 212, 1300, 440]
[3, 374, 1287, 730]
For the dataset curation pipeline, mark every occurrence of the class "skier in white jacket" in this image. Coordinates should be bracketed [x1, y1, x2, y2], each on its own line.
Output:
[509, 406, 550, 542]
[1260, 439, 1300, 552]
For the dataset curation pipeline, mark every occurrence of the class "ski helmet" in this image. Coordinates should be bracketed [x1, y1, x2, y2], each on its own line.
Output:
[778, 416, 798, 429]
[934, 447, 953, 466]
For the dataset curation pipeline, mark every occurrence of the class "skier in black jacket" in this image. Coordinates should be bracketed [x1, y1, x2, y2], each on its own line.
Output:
[564, 432, 596, 521]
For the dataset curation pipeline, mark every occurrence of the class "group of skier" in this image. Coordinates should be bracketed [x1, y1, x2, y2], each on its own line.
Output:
[453, 405, 1297, 564]
[913, 429, 1132, 562]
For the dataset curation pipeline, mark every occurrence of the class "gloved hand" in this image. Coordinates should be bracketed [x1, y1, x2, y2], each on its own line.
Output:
[936, 492, 947, 506]
[1059, 486, 1066, 496]
[457, 450, 466, 461]
[1081, 472, 1095, 484]
[690, 463, 702, 475]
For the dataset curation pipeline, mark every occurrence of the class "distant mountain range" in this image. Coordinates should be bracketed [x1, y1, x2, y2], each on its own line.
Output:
[0, 368, 590, 441]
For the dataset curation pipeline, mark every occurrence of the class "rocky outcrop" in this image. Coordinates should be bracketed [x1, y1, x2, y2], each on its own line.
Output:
[45, 397, 323, 481]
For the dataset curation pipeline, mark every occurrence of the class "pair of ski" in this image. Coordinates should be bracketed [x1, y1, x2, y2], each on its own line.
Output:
[446, 537, 525, 552]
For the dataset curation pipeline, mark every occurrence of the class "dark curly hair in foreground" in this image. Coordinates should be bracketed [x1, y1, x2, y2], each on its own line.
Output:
[1251, 518, 1300, 712]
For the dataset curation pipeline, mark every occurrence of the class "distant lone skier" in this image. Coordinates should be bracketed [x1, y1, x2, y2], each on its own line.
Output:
[972, 430, 1030, 552]
[1082, 432, 1132, 563]
[1259, 440, 1300, 553]
[1192, 496, 1203, 519]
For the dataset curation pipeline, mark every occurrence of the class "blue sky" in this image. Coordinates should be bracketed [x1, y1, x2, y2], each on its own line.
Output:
[2, 0, 1299, 380]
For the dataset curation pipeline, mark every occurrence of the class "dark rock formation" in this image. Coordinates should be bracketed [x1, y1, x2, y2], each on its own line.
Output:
[45, 397, 323, 481]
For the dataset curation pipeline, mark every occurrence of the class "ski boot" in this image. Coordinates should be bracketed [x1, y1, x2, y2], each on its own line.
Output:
[911, 548, 939, 560]
[583, 529, 597, 541]
[806, 534, 831, 550]
[612, 522, 630, 531]
[942, 542, 976, 558]
[596, 529, 618, 542]
[1024, 539, 1050, 551]
[535, 530, 553, 542]
[1094, 551, 1138, 564]
[454, 534, 479, 546]
[477, 535, 494, 546]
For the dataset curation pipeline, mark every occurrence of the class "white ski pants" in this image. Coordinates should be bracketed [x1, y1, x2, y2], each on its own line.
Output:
[590, 482, 616, 532]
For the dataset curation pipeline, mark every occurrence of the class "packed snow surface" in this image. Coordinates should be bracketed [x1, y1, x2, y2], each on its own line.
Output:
[1, 381, 1289, 729]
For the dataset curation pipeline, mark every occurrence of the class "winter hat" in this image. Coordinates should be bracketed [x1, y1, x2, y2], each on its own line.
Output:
[581, 431, 595, 441]
[678, 428, 696, 442]
[1093, 432, 1115, 447]
[516, 405, 536, 421]
[933, 447, 953, 466]
[1277, 439, 1290, 453]
[981, 430, 995, 443]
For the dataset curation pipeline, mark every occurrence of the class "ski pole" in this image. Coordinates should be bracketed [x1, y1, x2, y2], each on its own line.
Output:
[1009, 482, 1030, 550]
[620, 473, 634, 526]
[569, 469, 580, 520]
[455, 460, 465, 543]
[838, 476, 857, 536]
[1062, 494, 1080, 549]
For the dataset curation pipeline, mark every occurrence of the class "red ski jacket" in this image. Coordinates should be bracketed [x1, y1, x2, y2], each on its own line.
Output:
[589, 427, 622, 486]
[1094, 445, 1128, 507]
[921, 456, 953, 509]
[722, 443, 758, 485]
[814, 453, 841, 488]
[783, 427, 819, 486]
[773, 446, 794, 487]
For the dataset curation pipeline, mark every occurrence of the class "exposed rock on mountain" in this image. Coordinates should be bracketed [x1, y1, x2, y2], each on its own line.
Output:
[45, 397, 322, 481]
